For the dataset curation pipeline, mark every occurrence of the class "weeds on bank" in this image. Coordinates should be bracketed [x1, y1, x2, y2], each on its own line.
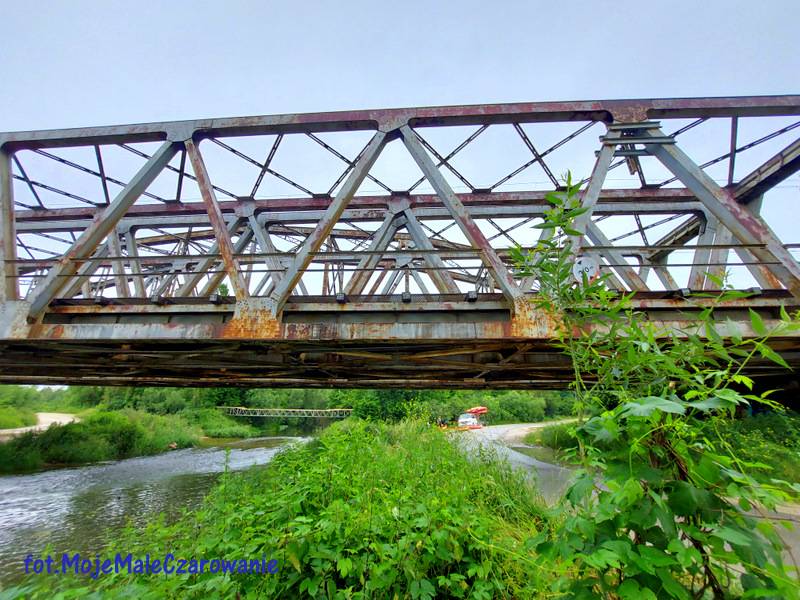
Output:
[511, 173, 800, 598]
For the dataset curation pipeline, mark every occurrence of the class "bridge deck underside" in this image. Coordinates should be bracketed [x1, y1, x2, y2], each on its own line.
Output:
[0, 295, 798, 388]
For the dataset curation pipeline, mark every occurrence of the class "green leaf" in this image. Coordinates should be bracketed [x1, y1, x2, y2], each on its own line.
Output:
[583, 548, 621, 569]
[337, 556, 352, 577]
[731, 374, 754, 390]
[618, 580, 657, 600]
[757, 344, 790, 369]
[712, 526, 751, 547]
[582, 415, 620, 442]
[749, 308, 767, 336]
[657, 568, 690, 600]
[566, 471, 594, 505]
[621, 396, 686, 418]
[779, 303, 790, 323]
[687, 397, 725, 412]
[668, 481, 711, 516]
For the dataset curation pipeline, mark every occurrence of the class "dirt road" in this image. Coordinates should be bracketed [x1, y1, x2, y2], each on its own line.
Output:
[0, 412, 78, 442]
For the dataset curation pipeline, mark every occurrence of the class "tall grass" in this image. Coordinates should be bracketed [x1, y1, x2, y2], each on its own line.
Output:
[524, 422, 579, 451]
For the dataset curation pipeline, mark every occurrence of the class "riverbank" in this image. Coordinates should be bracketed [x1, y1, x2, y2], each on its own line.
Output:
[0, 410, 199, 474]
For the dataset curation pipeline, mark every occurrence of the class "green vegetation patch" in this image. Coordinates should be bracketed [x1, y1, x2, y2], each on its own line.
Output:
[15, 419, 552, 599]
[0, 410, 199, 473]
[0, 406, 36, 429]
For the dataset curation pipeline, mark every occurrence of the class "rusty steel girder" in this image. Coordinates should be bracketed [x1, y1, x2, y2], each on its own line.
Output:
[1, 96, 799, 388]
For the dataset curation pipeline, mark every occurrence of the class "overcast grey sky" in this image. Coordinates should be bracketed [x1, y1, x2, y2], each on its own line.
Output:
[1, 0, 798, 131]
[2, 0, 798, 296]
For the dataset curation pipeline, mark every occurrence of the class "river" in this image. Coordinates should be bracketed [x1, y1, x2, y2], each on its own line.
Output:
[0, 436, 299, 585]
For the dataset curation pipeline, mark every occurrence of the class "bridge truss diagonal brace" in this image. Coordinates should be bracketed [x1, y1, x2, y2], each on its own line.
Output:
[585, 222, 647, 291]
[569, 127, 619, 253]
[734, 137, 800, 204]
[726, 196, 783, 290]
[344, 211, 399, 296]
[199, 224, 255, 296]
[26, 141, 179, 319]
[176, 217, 241, 298]
[644, 128, 800, 298]
[401, 208, 460, 294]
[62, 244, 110, 299]
[400, 125, 522, 303]
[185, 140, 249, 301]
[269, 131, 388, 315]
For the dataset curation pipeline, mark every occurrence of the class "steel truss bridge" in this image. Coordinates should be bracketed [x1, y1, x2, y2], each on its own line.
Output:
[1, 96, 800, 388]
[222, 407, 352, 419]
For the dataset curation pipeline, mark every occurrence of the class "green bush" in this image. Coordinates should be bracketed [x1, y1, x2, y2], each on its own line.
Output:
[0, 405, 36, 428]
[182, 408, 260, 438]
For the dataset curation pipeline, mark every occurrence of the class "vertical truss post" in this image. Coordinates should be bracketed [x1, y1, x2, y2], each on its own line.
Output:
[707, 226, 732, 287]
[401, 125, 521, 302]
[27, 141, 178, 318]
[107, 229, 130, 297]
[644, 127, 800, 298]
[269, 131, 387, 314]
[689, 218, 717, 290]
[124, 228, 147, 298]
[248, 215, 284, 289]
[0, 148, 17, 302]
[185, 139, 249, 301]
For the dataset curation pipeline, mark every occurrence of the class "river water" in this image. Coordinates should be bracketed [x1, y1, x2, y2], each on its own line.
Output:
[0, 437, 298, 585]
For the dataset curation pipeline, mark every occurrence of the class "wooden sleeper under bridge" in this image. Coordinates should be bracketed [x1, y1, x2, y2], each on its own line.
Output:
[1, 96, 800, 388]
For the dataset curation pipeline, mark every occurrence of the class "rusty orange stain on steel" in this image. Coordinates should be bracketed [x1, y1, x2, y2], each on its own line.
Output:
[509, 300, 564, 338]
[219, 304, 281, 339]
